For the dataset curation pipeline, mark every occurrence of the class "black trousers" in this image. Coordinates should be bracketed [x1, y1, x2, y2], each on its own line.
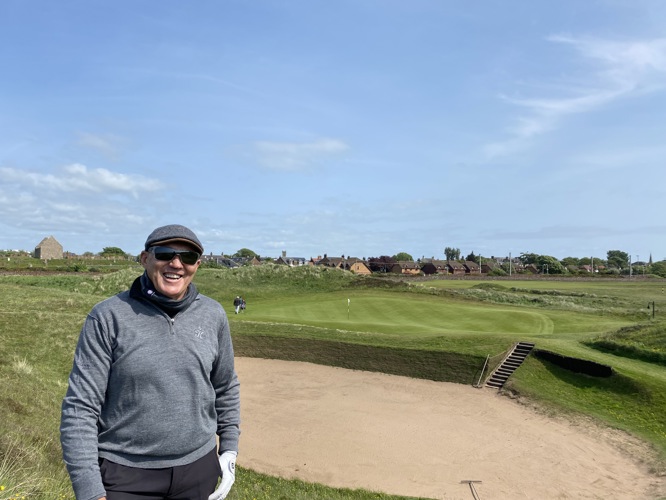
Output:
[100, 447, 221, 500]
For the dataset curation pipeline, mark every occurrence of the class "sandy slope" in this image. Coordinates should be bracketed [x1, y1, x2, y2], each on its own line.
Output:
[235, 357, 665, 500]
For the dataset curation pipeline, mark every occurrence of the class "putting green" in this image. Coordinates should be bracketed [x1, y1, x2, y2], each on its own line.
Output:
[241, 291, 628, 338]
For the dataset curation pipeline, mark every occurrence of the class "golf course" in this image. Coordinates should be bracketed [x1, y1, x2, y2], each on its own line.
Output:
[1, 263, 665, 499]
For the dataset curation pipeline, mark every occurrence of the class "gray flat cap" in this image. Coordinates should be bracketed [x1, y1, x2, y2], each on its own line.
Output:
[144, 224, 204, 254]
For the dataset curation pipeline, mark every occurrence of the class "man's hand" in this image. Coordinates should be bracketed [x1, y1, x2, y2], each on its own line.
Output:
[208, 451, 237, 500]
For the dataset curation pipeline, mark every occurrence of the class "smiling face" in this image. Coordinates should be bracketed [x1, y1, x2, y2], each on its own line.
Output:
[140, 242, 201, 300]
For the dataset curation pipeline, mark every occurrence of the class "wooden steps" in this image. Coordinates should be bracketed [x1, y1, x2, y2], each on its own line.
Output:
[485, 342, 535, 389]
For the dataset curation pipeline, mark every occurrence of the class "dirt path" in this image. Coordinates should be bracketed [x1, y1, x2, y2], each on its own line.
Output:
[235, 357, 665, 500]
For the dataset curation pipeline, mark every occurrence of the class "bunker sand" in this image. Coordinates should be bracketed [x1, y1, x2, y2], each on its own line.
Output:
[236, 357, 665, 500]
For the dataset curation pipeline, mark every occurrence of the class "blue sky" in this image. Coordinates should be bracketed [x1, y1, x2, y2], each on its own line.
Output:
[1, 1, 665, 261]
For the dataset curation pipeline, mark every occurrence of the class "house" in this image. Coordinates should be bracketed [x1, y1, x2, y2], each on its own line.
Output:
[445, 260, 467, 276]
[397, 261, 422, 276]
[347, 259, 371, 275]
[421, 262, 437, 275]
[317, 254, 345, 269]
[34, 236, 63, 260]
[333, 256, 365, 272]
[220, 258, 240, 268]
[481, 261, 499, 273]
[388, 263, 403, 274]
[524, 264, 539, 274]
[314, 254, 371, 274]
[463, 261, 481, 274]
[276, 251, 307, 267]
[201, 254, 239, 268]
[420, 259, 448, 275]
[513, 261, 525, 273]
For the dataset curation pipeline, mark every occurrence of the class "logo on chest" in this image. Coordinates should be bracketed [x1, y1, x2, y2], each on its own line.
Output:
[194, 327, 205, 339]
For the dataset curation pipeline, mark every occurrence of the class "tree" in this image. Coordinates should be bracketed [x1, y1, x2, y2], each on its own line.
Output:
[444, 247, 460, 260]
[519, 252, 539, 265]
[650, 260, 666, 278]
[535, 255, 565, 274]
[560, 256, 580, 267]
[393, 252, 413, 261]
[100, 246, 126, 257]
[464, 251, 478, 263]
[368, 255, 396, 272]
[577, 256, 606, 269]
[607, 250, 629, 270]
[516, 252, 565, 273]
[233, 248, 258, 259]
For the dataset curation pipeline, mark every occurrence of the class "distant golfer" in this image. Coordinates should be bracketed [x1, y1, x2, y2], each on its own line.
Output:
[233, 295, 242, 314]
[60, 224, 241, 500]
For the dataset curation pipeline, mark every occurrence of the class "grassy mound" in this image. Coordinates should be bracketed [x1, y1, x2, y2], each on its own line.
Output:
[585, 323, 666, 366]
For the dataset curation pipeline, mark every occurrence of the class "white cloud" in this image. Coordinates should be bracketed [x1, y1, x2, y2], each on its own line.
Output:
[550, 35, 666, 81]
[0, 165, 166, 235]
[485, 36, 666, 158]
[65, 164, 165, 195]
[253, 138, 349, 171]
[1, 164, 163, 197]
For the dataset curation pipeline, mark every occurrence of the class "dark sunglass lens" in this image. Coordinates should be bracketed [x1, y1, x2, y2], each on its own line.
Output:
[153, 249, 176, 261]
[151, 247, 199, 264]
[180, 252, 199, 265]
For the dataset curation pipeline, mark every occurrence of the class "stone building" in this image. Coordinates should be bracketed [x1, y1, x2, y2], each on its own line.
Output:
[34, 235, 64, 260]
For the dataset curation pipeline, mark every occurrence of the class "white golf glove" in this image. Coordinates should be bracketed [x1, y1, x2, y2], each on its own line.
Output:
[208, 450, 237, 500]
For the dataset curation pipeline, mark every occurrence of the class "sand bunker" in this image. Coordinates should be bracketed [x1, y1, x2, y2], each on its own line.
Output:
[235, 357, 664, 499]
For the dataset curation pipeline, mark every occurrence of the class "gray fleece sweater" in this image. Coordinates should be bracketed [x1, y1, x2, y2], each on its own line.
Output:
[60, 281, 240, 500]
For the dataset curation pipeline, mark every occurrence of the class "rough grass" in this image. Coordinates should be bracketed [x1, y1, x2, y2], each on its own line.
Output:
[438, 281, 642, 316]
[202, 263, 361, 299]
[228, 467, 431, 500]
[232, 334, 486, 385]
[584, 323, 666, 366]
[2, 266, 666, 498]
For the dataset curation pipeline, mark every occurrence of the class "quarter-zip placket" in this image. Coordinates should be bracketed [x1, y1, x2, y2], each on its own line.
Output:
[141, 298, 177, 334]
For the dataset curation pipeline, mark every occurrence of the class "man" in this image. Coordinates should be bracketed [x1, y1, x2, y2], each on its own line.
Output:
[233, 296, 241, 314]
[61, 224, 240, 500]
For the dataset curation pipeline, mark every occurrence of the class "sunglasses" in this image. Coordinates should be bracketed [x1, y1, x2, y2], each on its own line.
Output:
[149, 246, 201, 265]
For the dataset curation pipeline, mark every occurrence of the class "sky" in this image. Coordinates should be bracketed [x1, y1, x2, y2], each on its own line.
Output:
[1, 1, 665, 262]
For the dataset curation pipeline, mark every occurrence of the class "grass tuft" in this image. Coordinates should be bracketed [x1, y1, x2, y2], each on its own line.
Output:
[11, 357, 33, 375]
